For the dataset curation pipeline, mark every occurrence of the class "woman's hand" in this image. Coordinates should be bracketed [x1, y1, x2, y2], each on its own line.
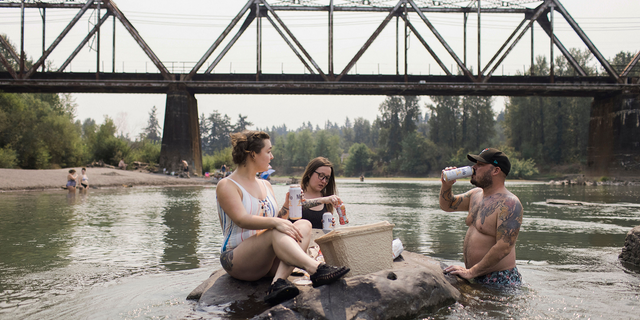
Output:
[273, 218, 303, 242]
[321, 195, 342, 208]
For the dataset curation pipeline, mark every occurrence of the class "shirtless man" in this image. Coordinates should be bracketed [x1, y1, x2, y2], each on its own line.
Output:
[439, 148, 524, 286]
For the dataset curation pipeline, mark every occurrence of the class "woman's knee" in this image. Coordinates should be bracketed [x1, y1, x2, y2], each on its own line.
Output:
[293, 219, 312, 236]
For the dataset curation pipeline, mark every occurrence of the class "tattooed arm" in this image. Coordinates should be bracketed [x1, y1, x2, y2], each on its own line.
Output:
[439, 167, 477, 212]
[302, 199, 323, 210]
[302, 195, 341, 210]
[439, 184, 476, 212]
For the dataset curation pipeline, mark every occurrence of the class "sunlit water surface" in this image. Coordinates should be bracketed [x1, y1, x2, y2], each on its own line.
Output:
[1, 181, 639, 319]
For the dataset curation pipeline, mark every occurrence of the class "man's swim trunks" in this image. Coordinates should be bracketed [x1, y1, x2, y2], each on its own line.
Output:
[473, 267, 522, 286]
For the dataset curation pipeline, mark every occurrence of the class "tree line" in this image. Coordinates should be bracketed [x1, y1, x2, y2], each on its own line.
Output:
[2, 32, 638, 177]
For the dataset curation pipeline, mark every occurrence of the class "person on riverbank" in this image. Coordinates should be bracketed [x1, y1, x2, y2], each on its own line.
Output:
[216, 130, 350, 306]
[182, 160, 190, 178]
[66, 169, 77, 193]
[280, 157, 341, 229]
[439, 148, 524, 287]
[80, 167, 89, 191]
[118, 159, 127, 170]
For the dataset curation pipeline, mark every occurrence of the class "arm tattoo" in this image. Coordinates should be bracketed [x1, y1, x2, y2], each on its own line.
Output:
[496, 198, 523, 246]
[302, 199, 322, 210]
[278, 206, 289, 218]
[441, 187, 467, 210]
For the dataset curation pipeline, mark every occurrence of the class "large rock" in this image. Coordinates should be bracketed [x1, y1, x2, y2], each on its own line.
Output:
[619, 226, 640, 268]
[189, 251, 462, 319]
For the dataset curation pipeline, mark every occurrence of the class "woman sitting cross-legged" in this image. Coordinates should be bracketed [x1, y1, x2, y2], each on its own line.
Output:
[216, 130, 350, 306]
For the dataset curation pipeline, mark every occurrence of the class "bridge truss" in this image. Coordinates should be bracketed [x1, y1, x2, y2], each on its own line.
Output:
[0, 0, 638, 96]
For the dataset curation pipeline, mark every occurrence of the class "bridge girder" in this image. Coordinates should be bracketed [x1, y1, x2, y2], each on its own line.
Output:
[0, 0, 638, 96]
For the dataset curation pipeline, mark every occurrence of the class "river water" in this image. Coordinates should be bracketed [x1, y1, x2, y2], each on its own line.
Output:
[1, 180, 639, 319]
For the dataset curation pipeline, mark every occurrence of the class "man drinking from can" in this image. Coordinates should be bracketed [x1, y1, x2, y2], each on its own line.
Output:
[439, 148, 524, 287]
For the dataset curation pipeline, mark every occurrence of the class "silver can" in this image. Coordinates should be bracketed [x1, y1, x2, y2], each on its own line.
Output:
[288, 186, 302, 220]
[442, 166, 473, 182]
[322, 212, 333, 233]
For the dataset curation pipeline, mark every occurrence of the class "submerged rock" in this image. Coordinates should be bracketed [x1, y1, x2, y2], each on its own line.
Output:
[189, 251, 462, 319]
[619, 226, 640, 268]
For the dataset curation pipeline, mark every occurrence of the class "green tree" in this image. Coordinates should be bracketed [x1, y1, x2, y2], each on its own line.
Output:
[399, 132, 441, 175]
[92, 116, 130, 166]
[504, 51, 593, 166]
[609, 51, 640, 77]
[200, 110, 232, 155]
[293, 129, 314, 167]
[0, 92, 84, 168]
[353, 117, 372, 146]
[234, 114, 253, 132]
[345, 143, 372, 176]
[461, 95, 495, 151]
[143, 106, 162, 143]
[428, 95, 461, 151]
[378, 96, 421, 161]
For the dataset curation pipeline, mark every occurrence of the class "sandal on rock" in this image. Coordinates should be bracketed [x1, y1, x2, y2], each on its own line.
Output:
[310, 263, 350, 288]
[264, 278, 300, 305]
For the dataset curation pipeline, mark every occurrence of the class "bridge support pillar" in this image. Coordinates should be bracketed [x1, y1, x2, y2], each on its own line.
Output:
[587, 93, 640, 177]
[159, 84, 202, 176]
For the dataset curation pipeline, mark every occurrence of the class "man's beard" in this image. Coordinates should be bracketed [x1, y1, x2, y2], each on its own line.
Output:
[471, 170, 493, 189]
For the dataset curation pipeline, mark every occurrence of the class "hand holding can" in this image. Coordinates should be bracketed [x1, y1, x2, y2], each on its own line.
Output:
[336, 202, 349, 225]
[288, 186, 302, 220]
[442, 166, 473, 182]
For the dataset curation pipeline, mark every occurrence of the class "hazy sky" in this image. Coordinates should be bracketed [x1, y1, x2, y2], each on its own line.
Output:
[2, 0, 639, 136]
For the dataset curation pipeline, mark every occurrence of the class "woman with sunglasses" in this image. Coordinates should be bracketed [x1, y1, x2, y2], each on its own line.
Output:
[292, 157, 342, 229]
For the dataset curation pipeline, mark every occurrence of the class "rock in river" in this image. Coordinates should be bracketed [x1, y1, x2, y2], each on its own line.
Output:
[619, 225, 640, 268]
[188, 251, 462, 319]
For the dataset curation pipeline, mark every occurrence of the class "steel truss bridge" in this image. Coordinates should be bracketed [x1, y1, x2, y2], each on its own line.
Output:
[0, 0, 638, 97]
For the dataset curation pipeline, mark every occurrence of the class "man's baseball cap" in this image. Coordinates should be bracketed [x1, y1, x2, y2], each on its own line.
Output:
[467, 148, 511, 176]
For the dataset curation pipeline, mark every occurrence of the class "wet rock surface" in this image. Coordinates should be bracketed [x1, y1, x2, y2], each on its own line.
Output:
[189, 251, 462, 320]
[619, 226, 640, 268]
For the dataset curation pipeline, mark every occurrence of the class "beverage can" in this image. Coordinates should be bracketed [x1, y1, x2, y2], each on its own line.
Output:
[322, 212, 333, 233]
[336, 202, 349, 225]
[288, 186, 302, 220]
[442, 166, 473, 182]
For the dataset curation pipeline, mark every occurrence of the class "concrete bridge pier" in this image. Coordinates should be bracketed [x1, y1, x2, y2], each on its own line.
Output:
[159, 84, 202, 176]
[587, 93, 640, 177]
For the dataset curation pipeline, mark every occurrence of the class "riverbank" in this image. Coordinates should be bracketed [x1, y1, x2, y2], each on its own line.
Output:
[0, 168, 209, 192]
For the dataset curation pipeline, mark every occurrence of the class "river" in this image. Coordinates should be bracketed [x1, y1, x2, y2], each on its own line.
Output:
[0, 180, 639, 319]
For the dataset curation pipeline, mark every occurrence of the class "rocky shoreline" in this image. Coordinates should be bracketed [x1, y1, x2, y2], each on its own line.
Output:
[546, 174, 640, 186]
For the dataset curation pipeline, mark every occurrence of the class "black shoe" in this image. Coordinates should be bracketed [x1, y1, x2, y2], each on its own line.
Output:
[264, 278, 300, 305]
[310, 263, 350, 288]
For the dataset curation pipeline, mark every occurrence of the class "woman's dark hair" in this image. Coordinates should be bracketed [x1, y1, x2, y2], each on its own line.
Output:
[69, 169, 76, 173]
[230, 130, 271, 165]
[301, 157, 337, 213]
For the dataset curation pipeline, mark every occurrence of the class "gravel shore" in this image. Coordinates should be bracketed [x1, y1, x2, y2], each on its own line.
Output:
[0, 168, 209, 192]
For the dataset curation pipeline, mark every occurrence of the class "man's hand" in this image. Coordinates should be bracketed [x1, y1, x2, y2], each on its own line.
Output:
[444, 264, 475, 280]
[441, 166, 458, 187]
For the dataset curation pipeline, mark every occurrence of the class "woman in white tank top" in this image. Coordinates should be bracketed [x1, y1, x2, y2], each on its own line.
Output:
[216, 130, 349, 306]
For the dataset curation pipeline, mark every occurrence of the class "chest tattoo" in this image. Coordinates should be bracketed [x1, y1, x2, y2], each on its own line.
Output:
[471, 194, 523, 245]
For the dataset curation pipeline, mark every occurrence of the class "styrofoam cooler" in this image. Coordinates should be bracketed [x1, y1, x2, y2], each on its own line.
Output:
[314, 221, 395, 277]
